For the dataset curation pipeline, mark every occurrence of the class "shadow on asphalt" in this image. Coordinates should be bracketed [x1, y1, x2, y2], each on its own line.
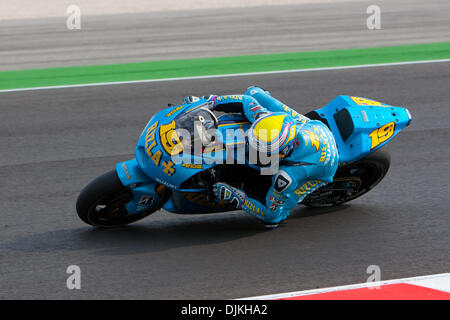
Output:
[1, 204, 353, 256]
[290, 204, 351, 218]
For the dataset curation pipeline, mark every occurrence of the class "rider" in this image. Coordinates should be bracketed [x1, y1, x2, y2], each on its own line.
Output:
[186, 87, 339, 228]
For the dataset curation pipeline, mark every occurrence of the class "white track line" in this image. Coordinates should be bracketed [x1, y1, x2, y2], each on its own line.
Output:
[238, 273, 450, 300]
[1, 59, 450, 93]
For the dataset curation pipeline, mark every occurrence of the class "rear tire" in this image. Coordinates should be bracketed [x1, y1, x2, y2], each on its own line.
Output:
[76, 170, 156, 227]
[302, 149, 390, 207]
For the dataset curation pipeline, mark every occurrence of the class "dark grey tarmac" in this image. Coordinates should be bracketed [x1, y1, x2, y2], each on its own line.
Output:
[0, 62, 449, 299]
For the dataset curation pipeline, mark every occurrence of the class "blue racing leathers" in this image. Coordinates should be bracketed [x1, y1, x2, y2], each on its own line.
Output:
[212, 86, 339, 225]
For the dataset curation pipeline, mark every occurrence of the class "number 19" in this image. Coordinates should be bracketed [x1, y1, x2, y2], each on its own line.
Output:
[369, 122, 395, 149]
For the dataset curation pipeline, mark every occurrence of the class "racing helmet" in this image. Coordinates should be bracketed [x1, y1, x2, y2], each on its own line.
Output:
[247, 112, 297, 160]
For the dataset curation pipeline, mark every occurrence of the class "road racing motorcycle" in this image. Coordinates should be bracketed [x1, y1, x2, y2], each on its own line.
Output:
[76, 93, 412, 227]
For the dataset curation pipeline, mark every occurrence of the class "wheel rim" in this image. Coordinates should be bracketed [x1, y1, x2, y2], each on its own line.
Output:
[303, 160, 386, 206]
[87, 189, 133, 226]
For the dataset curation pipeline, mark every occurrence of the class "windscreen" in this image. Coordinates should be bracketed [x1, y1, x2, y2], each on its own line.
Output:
[174, 104, 218, 154]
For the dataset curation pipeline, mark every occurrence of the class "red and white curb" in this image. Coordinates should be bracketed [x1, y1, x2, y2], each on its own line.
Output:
[239, 273, 450, 300]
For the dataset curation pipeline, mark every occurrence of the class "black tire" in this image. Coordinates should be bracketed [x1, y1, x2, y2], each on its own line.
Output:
[302, 149, 391, 207]
[76, 170, 157, 227]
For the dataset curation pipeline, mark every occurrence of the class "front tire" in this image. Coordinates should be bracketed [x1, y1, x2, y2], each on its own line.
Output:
[76, 170, 155, 227]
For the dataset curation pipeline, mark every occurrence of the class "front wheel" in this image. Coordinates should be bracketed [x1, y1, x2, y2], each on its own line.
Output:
[302, 149, 391, 207]
[76, 170, 157, 227]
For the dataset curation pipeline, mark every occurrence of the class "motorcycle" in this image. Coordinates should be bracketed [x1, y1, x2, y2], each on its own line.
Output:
[76, 89, 412, 227]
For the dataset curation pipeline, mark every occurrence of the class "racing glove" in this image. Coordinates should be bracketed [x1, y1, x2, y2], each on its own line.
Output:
[213, 182, 246, 209]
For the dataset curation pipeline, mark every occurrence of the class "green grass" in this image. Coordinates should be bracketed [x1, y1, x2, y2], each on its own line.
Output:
[1, 42, 450, 90]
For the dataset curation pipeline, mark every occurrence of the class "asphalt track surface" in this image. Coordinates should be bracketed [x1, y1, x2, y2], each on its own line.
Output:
[2, 0, 450, 70]
[1, 62, 449, 299]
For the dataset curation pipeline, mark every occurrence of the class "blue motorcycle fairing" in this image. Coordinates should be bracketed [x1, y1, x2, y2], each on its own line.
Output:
[116, 158, 152, 187]
[135, 101, 254, 188]
[115, 159, 164, 215]
[244, 88, 412, 165]
[135, 101, 216, 191]
[119, 100, 250, 214]
[309, 95, 411, 164]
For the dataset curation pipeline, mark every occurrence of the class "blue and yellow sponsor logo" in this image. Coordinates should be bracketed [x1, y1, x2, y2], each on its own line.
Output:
[182, 163, 203, 169]
[369, 121, 396, 149]
[144, 121, 178, 176]
[166, 106, 183, 117]
[216, 95, 243, 102]
[272, 191, 287, 199]
[319, 140, 328, 163]
[351, 97, 383, 106]
[294, 180, 323, 196]
[159, 120, 184, 156]
[302, 130, 321, 152]
[282, 105, 307, 123]
[162, 160, 176, 176]
[145, 121, 163, 166]
[121, 163, 131, 180]
[243, 199, 265, 216]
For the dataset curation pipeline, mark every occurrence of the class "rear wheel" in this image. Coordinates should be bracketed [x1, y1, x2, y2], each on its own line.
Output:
[76, 170, 165, 227]
[302, 149, 390, 207]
